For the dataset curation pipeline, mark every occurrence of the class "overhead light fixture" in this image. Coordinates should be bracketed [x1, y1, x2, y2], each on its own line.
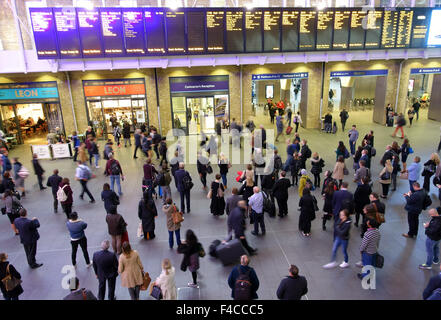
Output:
[168, 0, 180, 10]
[245, 3, 254, 10]
[316, 2, 326, 10]
[74, 0, 94, 10]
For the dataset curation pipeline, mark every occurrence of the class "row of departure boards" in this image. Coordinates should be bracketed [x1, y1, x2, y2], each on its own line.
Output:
[29, 7, 435, 59]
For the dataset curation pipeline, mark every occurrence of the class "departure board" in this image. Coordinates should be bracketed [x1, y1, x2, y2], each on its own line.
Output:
[263, 10, 281, 52]
[316, 10, 334, 50]
[145, 10, 166, 54]
[187, 10, 205, 53]
[77, 8, 103, 57]
[381, 9, 399, 48]
[166, 11, 186, 53]
[364, 9, 383, 49]
[206, 11, 225, 53]
[395, 9, 413, 48]
[100, 9, 124, 56]
[299, 10, 316, 50]
[282, 10, 299, 51]
[333, 10, 350, 49]
[349, 10, 366, 49]
[53, 8, 81, 58]
[226, 10, 244, 53]
[122, 9, 145, 55]
[30, 8, 58, 58]
[410, 8, 430, 48]
[245, 10, 263, 52]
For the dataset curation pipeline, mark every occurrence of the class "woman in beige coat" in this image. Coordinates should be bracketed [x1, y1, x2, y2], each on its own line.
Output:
[118, 242, 144, 300]
[332, 156, 346, 189]
[379, 159, 393, 199]
[163, 198, 182, 249]
[152, 258, 177, 300]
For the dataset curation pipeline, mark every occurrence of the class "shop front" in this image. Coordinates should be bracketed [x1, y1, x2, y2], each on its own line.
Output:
[169, 75, 230, 135]
[408, 68, 441, 121]
[83, 78, 148, 139]
[328, 69, 388, 124]
[251, 72, 309, 124]
[0, 81, 64, 145]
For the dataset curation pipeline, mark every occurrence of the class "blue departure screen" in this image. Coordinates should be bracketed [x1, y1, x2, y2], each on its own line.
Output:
[53, 8, 81, 58]
[123, 9, 145, 55]
[100, 9, 125, 56]
[30, 8, 59, 58]
[77, 8, 103, 57]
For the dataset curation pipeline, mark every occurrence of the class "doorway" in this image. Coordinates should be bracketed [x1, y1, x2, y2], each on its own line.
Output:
[186, 97, 215, 135]
[407, 71, 441, 121]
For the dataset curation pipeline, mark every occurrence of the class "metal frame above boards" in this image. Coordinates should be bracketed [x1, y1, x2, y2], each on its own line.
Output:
[29, 7, 438, 60]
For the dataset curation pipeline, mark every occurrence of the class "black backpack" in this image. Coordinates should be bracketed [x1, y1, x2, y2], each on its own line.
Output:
[304, 146, 312, 159]
[155, 172, 165, 186]
[274, 155, 283, 170]
[110, 160, 121, 176]
[182, 173, 194, 191]
[262, 191, 275, 217]
[234, 267, 252, 300]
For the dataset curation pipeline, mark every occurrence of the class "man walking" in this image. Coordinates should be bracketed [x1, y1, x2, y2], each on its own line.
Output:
[105, 153, 124, 196]
[75, 161, 95, 203]
[419, 207, 441, 270]
[332, 182, 354, 221]
[227, 200, 257, 255]
[93, 240, 119, 300]
[133, 129, 142, 159]
[174, 162, 192, 214]
[46, 169, 62, 213]
[339, 109, 349, 131]
[32, 153, 46, 190]
[402, 182, 426, 239]
[392, 113, 406, 139]
[66, 211, 92, 268]
[13, 208, 43, 269]
[348, 125, 359, 156]
[276, 265, 308, 300]
[248, 187, 265, 236]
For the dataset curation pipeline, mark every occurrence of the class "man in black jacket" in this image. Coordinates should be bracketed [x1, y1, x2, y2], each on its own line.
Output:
[152, 129, 162, 160]
[419, 207, 441, 270]
[403, 182, 426, 239]
[13, 208, 43, 269]
[93, 240, 119, 300]
[174, 163, 192, 214]
[47, 169, 62, 213]
[32, 153, 46, 190]
[227, 201, 256, 255]
[423, 265, 441, 300]
[332, 182, 354, 221]
[197, 152, 209, 190]
[276, 265, 308, 300]
[299, 140, 311, 169]
[272, 171, 291, 218]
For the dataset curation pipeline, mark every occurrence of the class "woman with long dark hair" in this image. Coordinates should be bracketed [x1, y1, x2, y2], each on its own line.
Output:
[322, 180, 336, 231]
[335, 141, 349, 161]
[138, 190, 158, 240]
[178, 229, 204, 288]
[209, 174, 225, 216]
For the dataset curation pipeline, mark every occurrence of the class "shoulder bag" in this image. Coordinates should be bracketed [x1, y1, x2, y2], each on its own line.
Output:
[150, 284, 163, 300]
[140, 272, 151, 291]
[1, 264, 22, 291]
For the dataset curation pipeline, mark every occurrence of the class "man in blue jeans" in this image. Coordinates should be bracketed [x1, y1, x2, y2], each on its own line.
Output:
[419, 207, 441, 270]
[348, 125, 359, 156]
[105, 153, 124, 196]
[407, 156, 421, 192]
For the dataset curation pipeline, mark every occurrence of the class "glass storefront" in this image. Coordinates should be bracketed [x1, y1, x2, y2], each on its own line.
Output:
[170, 76, 230, 135]
[0, 82, 64, 145]
[83, 79, 148, 139]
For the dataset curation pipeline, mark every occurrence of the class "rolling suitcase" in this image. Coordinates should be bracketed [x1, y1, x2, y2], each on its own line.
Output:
[177, 286, 201, 300]
[215, 239, 246, 266]
[286, 126, 293, 135]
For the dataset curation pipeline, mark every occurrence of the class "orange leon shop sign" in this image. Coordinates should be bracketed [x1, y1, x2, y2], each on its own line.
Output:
[84, 84, 145, 97]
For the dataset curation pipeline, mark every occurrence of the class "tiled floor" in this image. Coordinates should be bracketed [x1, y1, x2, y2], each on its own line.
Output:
[1, 107, 439, 300]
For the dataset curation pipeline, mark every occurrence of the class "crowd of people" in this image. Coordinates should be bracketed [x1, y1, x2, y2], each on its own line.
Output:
[1, 109, 441, 301]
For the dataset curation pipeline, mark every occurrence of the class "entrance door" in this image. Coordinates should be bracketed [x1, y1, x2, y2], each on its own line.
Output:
[131, 98, 146, 131]
[43, 103, 63, 134]
[186, 97, 215, 135]
[87, 100, 107, 139]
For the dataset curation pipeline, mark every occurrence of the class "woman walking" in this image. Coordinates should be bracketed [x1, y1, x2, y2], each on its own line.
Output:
[218, 152, 230, 188]
[298, 188, 316, 237]
[323, 209, 352, 269]
[332, 156, 346, 189]
[379, 159, 393, 199]
[162, 198, 182, 249]
[353, 176, 372, 227]
[152, 258, 177, 300]
[310, 152, 325, 188]
[178, 229, 204, 288]
[118, 242, 144, 300]
[106, 206, 127, 255]
[12, 158, 26, 198]
[322, 180, 336, 231]
[138, 191, 158, 240]
[0, 252, 23, 300]
[209, 174, 225, 216]
[2, 189, 20, 235]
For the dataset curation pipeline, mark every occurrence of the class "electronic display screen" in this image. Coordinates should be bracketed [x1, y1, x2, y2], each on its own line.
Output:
[30, 8, 59, 58]
[364, 9, 383, 49]
[349, 10, 366, 50]
[332, 9, 350, 50]
[122, 9, 145, 55]
[145, 9, 166, 54]
[206, 10, 225, 53]
[187, 10, 205, 53]
[427, 9, 441, 47]
[411, 8, 430, 48]
[395, 8, 413, 48]
[77, 8, 103, 57]
[263, 10, 281, 52]
[245, 10, 263, 52]
[316, 10, 334, 50]
[381, 9, 399, 49]
[299, 10, 316, 50]
[53, 8, 81, 58]
[225, 9, 244, 53]
[166, 10, 186, 53]
[281, 9, 299, 51]
[100, 9, 124, 56]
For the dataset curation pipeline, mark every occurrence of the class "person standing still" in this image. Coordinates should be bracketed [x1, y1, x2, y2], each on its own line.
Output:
[46, 169, 62, 213]
[276, 265, 308, 300]
[413, 99, 421, 121]
[419, 207, 441, 270]
[106, 205, 127, 255]
[249, 186, 265, 236]
[0, 253, 24, 300]
[275, 115, 284, 142]
[348, 125, 359, 156]
[93, 240, 119, 300]
[402, 182, 426, 239]
[32, 154, 46, 190]
[105, 153, 124, 196]
[13, 208, 43, 269]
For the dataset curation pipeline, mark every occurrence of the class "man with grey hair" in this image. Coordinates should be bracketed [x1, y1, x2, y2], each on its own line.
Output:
[248, 186, 265, 236]
[174, 162, 193, 214]
[92, 240, 119, 300]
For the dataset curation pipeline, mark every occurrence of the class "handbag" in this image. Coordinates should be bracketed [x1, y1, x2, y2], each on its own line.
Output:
[150, 285, 163, 300]
[400, 172, 409, 180]
[137, 222, 144, 238]
[408, 147, 414, 154]
[343, 166, 349, 175]
[1, 264, 22, 292]
[140, 272, 151, 291]
[206, 165, 213, 174]
[206, 189, 212, 199]
[374, 253, 384, 268]
[121, 231, 129, 244]
[312, 196, 319, 212]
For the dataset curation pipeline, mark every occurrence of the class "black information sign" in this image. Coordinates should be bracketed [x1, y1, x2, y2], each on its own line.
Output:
[77, 8, 103, 57]
[299, 10, 317, 51]
[100, 9, 125, 56]
[410, 8, 430, 48]
[145, 9, 166, 54]
[225, 9, 244, 53]
[245, 10, 263, 52]
[282, 9, 299, 51]
[30, 8, 59, 59]
[396, 8, 413, 48]
[349, 10, 366, 49]
[187, 10, 205, 53]
[206, 10, 225, 53]
[316, 10, 334, 50]
[365, 9, 383, 49]
[333, 9, 350, 50]
[263, 10, 281, 52]
[123, 9, 145, 55]
[54, 8, 81, 58]
[381, 9, 399, 49]
[166, 10, 186, 54]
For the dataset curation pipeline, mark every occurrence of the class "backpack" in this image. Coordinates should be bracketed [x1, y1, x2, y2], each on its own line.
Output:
[57, 185, 68, 202]
[171, 205, 184, 224]
[423, 192, 432, 211]
[305, 178, 315, 191]
[380, 171, 391, 180]
[182, 173, 194, 191]
[11, 199, 23, 215]
[274, 155, 283, 170]
[110, 160, 121, 176]
[303, 146, 311, 159]
[155, 172, 165, 186]
[234, 267, 252, 300]
[262, 191, 275, 217]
